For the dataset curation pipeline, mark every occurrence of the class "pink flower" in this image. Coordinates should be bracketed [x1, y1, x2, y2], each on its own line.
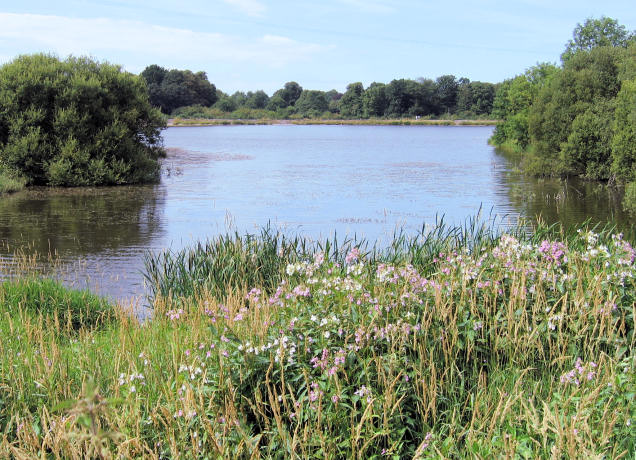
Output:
[345, 248, 360, 264]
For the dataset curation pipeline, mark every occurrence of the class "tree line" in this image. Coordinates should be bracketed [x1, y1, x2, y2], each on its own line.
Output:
[140, 66, 496, 120]
[490, 17, 636, 213]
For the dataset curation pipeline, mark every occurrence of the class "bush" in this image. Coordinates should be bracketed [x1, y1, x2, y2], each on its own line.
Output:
[172, 105, 225, 119]
[0, 54, 166, 186]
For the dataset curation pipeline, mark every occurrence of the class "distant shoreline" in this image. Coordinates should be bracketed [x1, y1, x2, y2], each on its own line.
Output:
[166, 118, 499, 127]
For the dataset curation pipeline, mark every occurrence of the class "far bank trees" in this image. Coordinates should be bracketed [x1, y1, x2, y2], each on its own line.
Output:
[144, 66, 496, 120]
[141, 65, 217, 114]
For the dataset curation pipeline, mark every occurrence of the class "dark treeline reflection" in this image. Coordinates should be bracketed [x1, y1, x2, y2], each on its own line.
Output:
[494, 149, 634, 238]
[0, 185, 164, 258]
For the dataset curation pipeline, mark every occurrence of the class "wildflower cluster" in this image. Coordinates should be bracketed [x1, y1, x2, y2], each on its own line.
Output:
[560, 358, 598, 387]
[153, 228, 634, 458]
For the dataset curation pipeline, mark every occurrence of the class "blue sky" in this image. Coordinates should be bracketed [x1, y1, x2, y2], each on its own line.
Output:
[0, 1, 634, 94]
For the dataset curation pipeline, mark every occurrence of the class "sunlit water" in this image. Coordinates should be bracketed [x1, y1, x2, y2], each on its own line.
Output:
[0, 125, 631, 302]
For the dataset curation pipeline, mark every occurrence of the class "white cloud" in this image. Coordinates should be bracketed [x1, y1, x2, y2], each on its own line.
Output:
[0, 13, 322, 69]
[220, 0, 266, 17]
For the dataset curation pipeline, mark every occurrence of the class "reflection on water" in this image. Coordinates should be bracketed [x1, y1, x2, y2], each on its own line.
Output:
[493, 148, 633, 238]
[0, 185, 165, 299]
[0, 125, 632, 302]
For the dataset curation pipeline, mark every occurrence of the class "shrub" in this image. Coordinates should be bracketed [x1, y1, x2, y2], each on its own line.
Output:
[0, 54, 165, 186]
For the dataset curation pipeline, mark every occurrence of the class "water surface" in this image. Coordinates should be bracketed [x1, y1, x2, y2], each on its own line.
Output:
[0, 125, 630, 301]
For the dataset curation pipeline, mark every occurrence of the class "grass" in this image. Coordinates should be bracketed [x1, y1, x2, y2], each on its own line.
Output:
[0, 277, 115, 331]
[0, 170, 26, 194]
[1, 221, 634, 458]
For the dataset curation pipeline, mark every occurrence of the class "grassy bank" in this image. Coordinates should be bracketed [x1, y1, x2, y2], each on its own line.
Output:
[0, 171, 26, 194]
[1, 222, 634, 458]
[168, 118, 498, 127]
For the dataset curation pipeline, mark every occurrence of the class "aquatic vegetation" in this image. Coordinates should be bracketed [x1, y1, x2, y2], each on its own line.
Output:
[0, 170, 25, 194]
[1, 224, 634, 458]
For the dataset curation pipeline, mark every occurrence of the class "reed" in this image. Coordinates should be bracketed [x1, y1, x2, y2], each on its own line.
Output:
[143, 216, 511, 303]
[0, 170, 26, 194]
[167, 118, 499, 127]
[1, 221, 634, 458]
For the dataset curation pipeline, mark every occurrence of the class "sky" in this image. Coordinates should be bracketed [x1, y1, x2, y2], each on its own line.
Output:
[0, 1, 635, 95]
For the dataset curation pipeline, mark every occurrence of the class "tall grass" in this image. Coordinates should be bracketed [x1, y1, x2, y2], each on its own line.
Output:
[168, 117, 498, 127]
[0, 170, 26, 194]
[1, 222, 634, 458]
[0, 277, 115, 330]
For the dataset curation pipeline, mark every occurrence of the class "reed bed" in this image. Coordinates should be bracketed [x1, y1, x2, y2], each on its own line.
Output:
[168, 118, 498, 127]
[0, 171, 26, 194]
[1, 221, 634, 458]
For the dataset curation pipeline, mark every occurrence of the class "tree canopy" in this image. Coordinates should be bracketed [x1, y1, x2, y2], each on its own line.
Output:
[294, 90, 329, 116]
[141, 65, 217, 113]
[561, 16, 635, 62]
[141, 62, 496, 120]
[0, 54, 165, 186]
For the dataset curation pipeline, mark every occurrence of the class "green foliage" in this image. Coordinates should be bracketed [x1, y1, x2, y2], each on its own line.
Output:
[272, 81, 303, 108]
[530, 46, 625, 164]
[245, 90, 269, 109]
[0, 54, 165, 186]
[294, 90, 329, 117]
[491, 16, 636, 193]
[362, 82, 388, 117]
[141, 65, 217, 113]
[214, 95, 237, 112]
[4, 223, 634, 457]
[623, 181, 636, 214]
[339, 82, 364, 118]
[435, 74, 459, 114]
[385, 79, 415, 117]
[0, 277, 115, 331]
[265, 94, 287, 111]
[560, 99, 615, 179]
[456, 79, 496, 116]
[0, 169, 26, 194]
[144, 217, 512, 304]
[165, 75, 493, 121]
[491, 64, 558, 150]
[562, 16, 635, 62]
[611, 77, 636, 182]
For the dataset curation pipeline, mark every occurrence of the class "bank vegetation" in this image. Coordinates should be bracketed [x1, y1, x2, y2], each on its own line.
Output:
[1, 221, 634, 458]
